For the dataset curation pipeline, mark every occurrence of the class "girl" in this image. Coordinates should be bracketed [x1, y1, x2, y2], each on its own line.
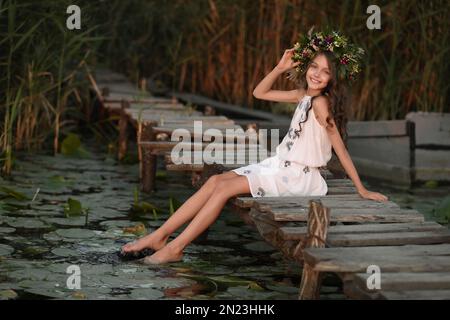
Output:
[122, 31, 389, 264]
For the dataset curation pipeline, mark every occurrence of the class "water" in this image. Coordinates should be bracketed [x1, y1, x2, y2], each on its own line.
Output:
[0, 145, 448, 300]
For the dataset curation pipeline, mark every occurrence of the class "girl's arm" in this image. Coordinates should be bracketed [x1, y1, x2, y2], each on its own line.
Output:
[253, 48, 304, 103]
[313, 97, 388, 202]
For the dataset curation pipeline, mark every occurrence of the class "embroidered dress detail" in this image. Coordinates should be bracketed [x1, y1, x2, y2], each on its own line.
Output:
[232, 95, 332, 197]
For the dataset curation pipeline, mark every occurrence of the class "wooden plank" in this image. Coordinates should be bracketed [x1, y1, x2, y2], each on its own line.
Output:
[94, 68, 129, 82]
[269, 207, 424, 223]
[379, 290, 450, 300]
[406, 111, 450, 147]
[347, 120, 408, 138]
[126, 110, 198, 116]
[279, 222, 445, 240]
[322, 179, 355, 186]
[354, 272, 450, 292]
[172, 91, 290, 123]
[99, 83, 142, 95]
[140, 141, 251, 151]
[105, 102, 185, 111]
[103, 92, 159, 102]
[255, 198, 400, 213]
[232, 193, 363, 209]
[152, 124, 243, 131]
[303, 244, 450, 273]
[327, 230, 450, 247]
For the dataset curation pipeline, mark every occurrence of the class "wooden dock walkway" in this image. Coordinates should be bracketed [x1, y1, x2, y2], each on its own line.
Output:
[88, 68, 273, 192]
[230, 178, 450, 300]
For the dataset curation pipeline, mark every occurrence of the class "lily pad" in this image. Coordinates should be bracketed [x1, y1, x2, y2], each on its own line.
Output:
[0, 244, 14, 256]
[55, 228, 97, 239]
[43, 217, 87, 227]
[243, 241, 276, 253]
[128, 288, 164, 300]
[6, 217, 49, 229]
[226, 285, 281, 299]
[99, 220, 135, 229]
[0, 289, 18, 300]
[0, 227, 16, 234]
[22, 246, 50, 257]
[51, 248, 79, 257]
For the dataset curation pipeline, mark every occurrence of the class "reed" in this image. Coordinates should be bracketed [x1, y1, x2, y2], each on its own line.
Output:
[91, 0, 448, 116]
[0, 0, 101, 175]
[1, 0, 448, 176]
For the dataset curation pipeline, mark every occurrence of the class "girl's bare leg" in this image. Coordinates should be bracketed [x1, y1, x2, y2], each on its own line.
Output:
[143, 175, 251, 264]
[121, 171, 239, 253]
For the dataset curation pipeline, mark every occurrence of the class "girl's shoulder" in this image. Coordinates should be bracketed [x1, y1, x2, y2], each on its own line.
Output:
[296, 88, 308, 103]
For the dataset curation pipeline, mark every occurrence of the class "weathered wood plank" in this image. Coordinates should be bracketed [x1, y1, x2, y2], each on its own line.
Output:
[327, 230, 450, 247]
[172, 91, 290, 123]
[379, 290, 450, 300]
[279, 222, 445, 240]
[127, 110, 203, 122]
[303, 244, 450, 273]
[269, 207, 424, 223]
[406, 111, 450, 147]
[141, 141, 260, 152]
[105, 102, 185, 111]
[232, 193, 362, 209]
[256, 198, 400, 213]
[347, 120, 408, 138]
[354, 272, 450, 292]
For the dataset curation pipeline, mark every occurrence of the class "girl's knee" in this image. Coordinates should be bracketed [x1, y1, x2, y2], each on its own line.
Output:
[205, 174, 221, 187]
[213, 177, 248, 198]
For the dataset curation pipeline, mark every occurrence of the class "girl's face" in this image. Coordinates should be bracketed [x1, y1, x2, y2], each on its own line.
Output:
[305, 54, 331, 91]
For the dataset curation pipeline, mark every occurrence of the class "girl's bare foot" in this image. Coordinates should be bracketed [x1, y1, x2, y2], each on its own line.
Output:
[143, 245, 183, 265]
[121, 233, 168, 253]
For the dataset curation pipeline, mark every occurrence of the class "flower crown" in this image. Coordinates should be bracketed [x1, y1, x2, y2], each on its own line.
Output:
[287, 27, 365, 83]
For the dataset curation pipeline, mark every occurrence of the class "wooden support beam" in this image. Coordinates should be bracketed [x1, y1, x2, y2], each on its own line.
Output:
[140, 123, 157, 193]
[298, 200, 330, 300]
[118, 100, 129, 161]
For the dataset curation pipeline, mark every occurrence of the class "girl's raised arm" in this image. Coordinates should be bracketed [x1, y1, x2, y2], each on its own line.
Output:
[253, 49, 304, 103]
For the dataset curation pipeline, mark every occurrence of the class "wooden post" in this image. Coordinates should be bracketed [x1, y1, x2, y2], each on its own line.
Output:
[118, 100, 129, 161]
[140, 122, 157, 193]
[298, 200, 330, 300]
[406, 120, 416, 186]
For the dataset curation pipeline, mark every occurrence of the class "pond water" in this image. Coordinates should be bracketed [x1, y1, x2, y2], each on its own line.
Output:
[1, 145, 449, 300]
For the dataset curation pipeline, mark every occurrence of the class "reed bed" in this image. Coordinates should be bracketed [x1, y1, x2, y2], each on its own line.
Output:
[1, 0, 448, 176]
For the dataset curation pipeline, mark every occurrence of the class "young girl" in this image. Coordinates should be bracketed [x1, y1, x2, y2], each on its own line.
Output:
[122, 30, 389, 264]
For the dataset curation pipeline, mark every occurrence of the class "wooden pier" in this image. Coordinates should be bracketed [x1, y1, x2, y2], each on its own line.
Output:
[230, 175, 450, 300]
[89, 68, 269, 192]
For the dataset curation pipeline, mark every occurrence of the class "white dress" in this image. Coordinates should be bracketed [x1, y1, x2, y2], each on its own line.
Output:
[232, 95, 332, 197]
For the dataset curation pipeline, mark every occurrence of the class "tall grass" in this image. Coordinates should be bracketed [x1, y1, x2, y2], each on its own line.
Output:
[1, 0, 448, 176]
[0, 0, 101, 175]
[93, 0, 449, 117]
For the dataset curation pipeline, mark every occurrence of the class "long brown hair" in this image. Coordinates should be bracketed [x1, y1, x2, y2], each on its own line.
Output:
[294, 50, 349, 142]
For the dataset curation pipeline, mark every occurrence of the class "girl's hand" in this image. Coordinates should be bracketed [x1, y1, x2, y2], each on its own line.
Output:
[358, 188, 389, 202]
[276, 48, 301, 72]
